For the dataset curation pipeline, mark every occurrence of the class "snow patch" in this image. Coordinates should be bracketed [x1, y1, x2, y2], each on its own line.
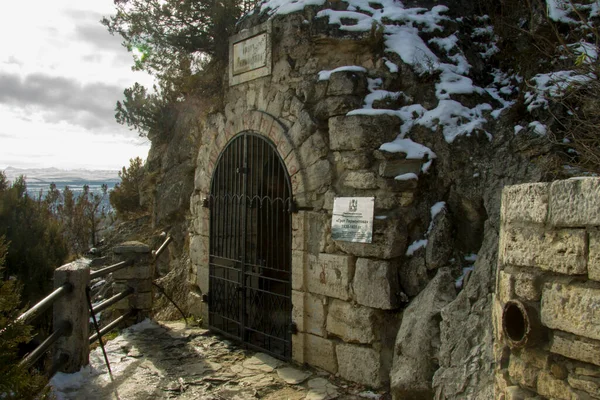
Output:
[395, 172, 418, 181]
[406, 239, 428, 256]
[317, 65, 367, 81]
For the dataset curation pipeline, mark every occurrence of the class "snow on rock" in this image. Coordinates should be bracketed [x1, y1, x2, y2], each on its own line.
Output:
[406, 239, 428, 256]
[379, 138, 436, 160]
[529, 121, 548, 136]
[395, 172, 419, 181]
[318, 65, 367, 81]
[525, 70, 594, 112]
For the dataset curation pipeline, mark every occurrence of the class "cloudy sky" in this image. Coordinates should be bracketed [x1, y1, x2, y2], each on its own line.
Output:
[0, 0, 155, 171]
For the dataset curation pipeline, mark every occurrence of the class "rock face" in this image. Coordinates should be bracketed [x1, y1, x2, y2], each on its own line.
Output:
[390, 268, 456, 400]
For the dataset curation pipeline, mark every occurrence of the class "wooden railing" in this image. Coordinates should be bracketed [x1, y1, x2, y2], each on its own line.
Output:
[12, 236, 172, 375]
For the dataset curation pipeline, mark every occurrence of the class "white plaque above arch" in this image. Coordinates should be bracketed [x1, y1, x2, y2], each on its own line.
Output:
[229, 21, 272, 86]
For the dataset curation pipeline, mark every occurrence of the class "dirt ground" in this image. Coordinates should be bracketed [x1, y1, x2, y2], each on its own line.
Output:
[50, 320, 390, 400]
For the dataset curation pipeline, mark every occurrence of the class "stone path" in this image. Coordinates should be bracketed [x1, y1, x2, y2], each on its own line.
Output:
[50, 320, 389, 400]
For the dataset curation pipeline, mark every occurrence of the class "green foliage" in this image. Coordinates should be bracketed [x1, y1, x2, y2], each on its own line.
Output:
[103, 0, 253, 138]
[0, 236, 50, 399]
[110, 157, 149, 218]
[0, 172, 68, 305]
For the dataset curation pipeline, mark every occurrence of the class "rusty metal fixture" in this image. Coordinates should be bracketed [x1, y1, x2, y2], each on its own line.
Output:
[502, 299, 544, 348]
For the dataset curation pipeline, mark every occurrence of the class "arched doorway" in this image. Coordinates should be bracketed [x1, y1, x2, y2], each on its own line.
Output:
[208, 132, 293, 359]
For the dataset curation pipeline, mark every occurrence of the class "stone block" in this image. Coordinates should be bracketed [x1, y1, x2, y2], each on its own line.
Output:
[504, 386, 536, 400]
[131, 292, 153, 310]
[568, 375, 600, 398]
[336, 218, 407, 260]
[341, 170, 378, 189]
[326, 300, 378, 344]
[196, 264, 209, 294]
[549, 330, 600, 367]
[398, 256, 428, 297]
[327, 70, 368, 96]
[549, 178, 600, 227]
[190, 235, 209, 266]
[306, 253, 355, 301]
[588, 230, 600, 282]
[299, 133, 328, 169]
[304, 159, 332, 193]
[499, 225, 586, 275]
[378, 159, 423, 178]
[514, 270, 542, 301]
[187, 290, 204, 319]
[305, 333, 337, 373]
[335, 151, 372, 170]
[537, 370, 578, 400]
[501, 182, 550, 225]
[292, 290, 305, 333]
[508, 354, 539, 389]
[291, 250, 305, 291]
[305, 293, 327, 336]
[541, 283, 600, 341]
[353, 258, 401, 309]
[497, 270, 514, 304]
[337, 344, 385, 388]
[329, 115, 400, 152]
[112, 264, 153, 280]
[313, 96, 362, 121]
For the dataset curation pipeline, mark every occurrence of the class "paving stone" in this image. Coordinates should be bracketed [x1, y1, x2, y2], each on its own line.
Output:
[276, 367, 312, 384]
[305, 378, 339, 400]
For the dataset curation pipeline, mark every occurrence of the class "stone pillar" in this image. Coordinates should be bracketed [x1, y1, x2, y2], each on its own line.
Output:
[53, 258, 91, 373]
[112, 241, 153, 322]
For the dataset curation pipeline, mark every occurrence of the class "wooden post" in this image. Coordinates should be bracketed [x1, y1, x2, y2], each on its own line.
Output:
[52, 258, 91, 373]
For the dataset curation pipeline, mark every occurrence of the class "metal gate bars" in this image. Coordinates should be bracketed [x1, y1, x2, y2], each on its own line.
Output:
[207, 132, 293, 359]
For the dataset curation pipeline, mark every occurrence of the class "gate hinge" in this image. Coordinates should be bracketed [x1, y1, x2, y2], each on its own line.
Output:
[202, 197, 211, 208]
[202, 293, 209, 303]
[236, 167, 248, 174]
[290, 322, 298, 335]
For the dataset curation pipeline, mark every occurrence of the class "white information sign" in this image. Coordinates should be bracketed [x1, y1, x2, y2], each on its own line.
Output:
[232, 33, 267, 75]
[331, 197, 374, 243]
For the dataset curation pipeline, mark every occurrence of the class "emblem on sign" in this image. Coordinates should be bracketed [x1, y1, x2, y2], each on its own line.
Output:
[348, 199, 358, 212]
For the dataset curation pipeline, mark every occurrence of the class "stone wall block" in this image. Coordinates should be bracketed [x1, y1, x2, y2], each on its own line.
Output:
[304, 159, 332, 194]
[326, 300, 378, 343]
[504, 386, 536, 400]
[337, 344, 385, 388]
[288, 110, 316, 149]
[327, 70, 368, 96]
[190, 235, 210, 267]
[259, 112, 275, 136]
[329, 115, 400, 151]
[313, 96, 362, 121]
[306, 253, 355, 301]
[341, 170, 379, 189]
[501, 183, 550, 225]
[305, 292, 327, 336]
[508, 354, 539, 389]
[305, 333, 338, 373]
[541, 283, 600, 341]
[336, 218, 407, 259]
[353, 258, 401, 309]
[587, 230, 600, 282]
[299, 133, 328, 169]
[567, 375, 600, 397]
[292, 290, 305, 333]
[291, 250, 305, 291]
[537, 370, 578, 400]
[499, 226, 587, 275]
[335, 151, 372, 170]
[196, 264, 209, 294]
[549, 178, 600, 227]
[549, 330, 600, 367]
[378, 159, 423, 179]
[284, 151, 301, 177]
[514, 270, 543, 302]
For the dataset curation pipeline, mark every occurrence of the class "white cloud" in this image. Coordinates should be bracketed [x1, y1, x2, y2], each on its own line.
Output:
[0, 0, 155, 170]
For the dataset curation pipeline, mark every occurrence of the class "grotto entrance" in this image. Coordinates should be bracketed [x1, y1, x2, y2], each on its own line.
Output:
[207, 131, 293, 359]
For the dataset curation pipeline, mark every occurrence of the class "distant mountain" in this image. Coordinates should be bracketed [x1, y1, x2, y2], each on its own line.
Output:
[3, 166, 120, 186]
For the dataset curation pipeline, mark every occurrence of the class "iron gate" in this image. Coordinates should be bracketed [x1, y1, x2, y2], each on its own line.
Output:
[207, 132, 293, 359]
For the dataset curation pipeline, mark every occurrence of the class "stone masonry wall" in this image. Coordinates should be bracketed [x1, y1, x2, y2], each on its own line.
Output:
[494, 178, 600, 399]
[188, 13, 428, 389]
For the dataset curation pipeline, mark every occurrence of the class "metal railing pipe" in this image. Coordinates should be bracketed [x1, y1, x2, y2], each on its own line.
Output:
[20, 320, 71, 369]
[90, 259, 134, 280]
[153, 236, 173, 259]
[89, 309, 136, 344]
[17, 283, 72, 326]
[91, 287, 134, 314]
